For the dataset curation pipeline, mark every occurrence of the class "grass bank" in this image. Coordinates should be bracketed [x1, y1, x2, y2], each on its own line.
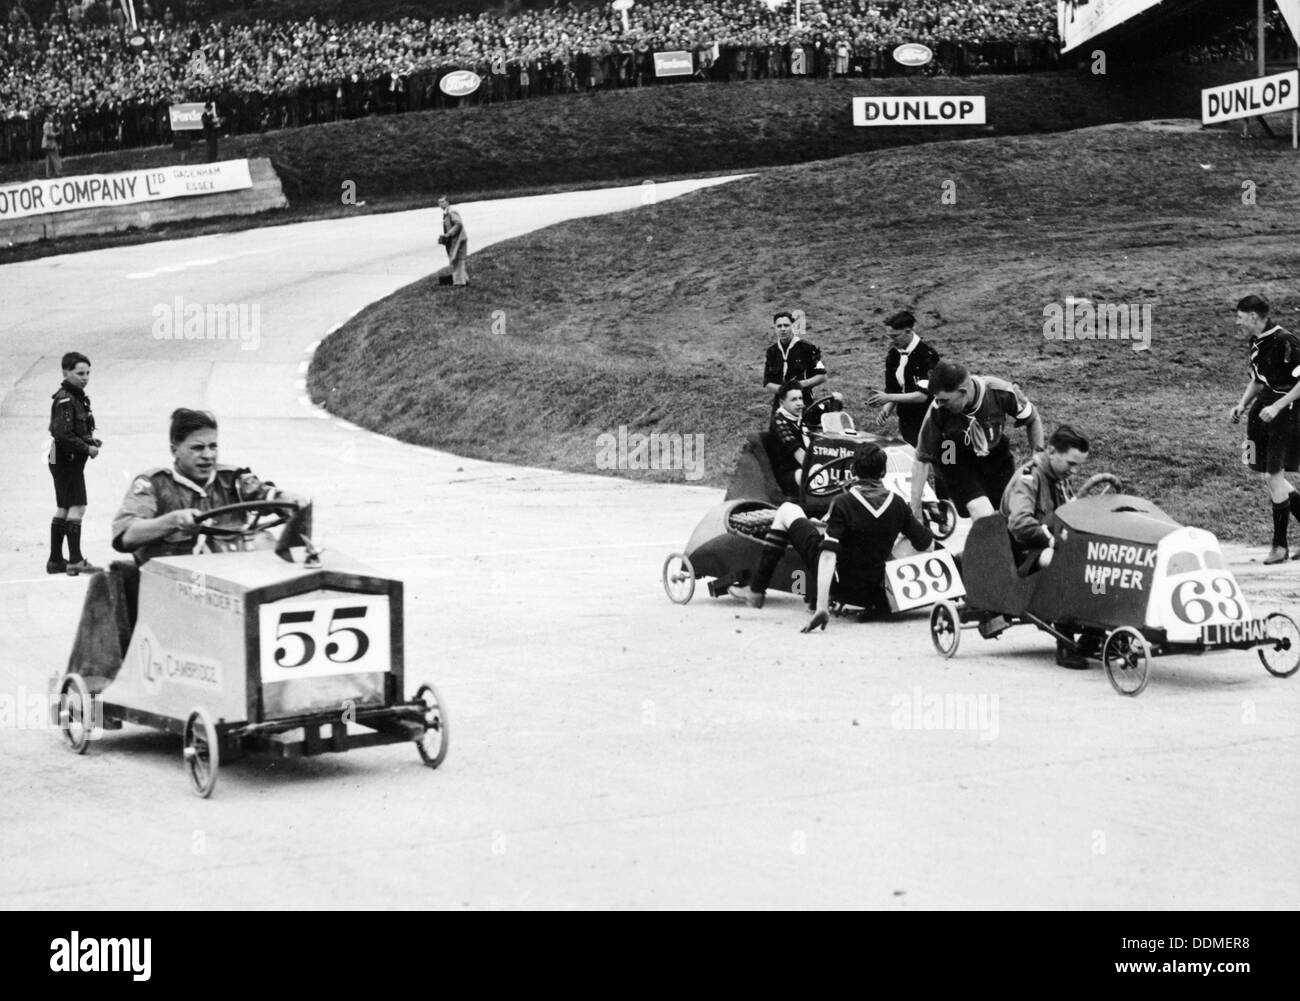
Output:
[309, 122, 1300, 544]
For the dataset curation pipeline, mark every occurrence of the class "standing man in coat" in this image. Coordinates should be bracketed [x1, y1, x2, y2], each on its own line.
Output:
[42, 111, 62, 178]
[437, 195, 469, 287]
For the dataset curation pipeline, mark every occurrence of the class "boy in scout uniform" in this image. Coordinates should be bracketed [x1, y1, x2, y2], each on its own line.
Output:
[48, 352, 102, 575]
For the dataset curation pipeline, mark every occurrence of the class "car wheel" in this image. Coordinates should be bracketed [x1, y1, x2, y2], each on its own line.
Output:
[1102, 626, 1150, 696]
[929, 499, 959, 540]
[183, 709, 220, 798]
[662, 552, 695, 604]
[57, 672, 95, 754]
[1258, 612, 1300, 678]
[930, 600, 962, 658]
[414, 683, 449, 769]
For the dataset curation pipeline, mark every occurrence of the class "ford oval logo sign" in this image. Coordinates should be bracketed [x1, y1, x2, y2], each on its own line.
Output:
[892, 43, 933, 67]
[439, 70, 481, 97]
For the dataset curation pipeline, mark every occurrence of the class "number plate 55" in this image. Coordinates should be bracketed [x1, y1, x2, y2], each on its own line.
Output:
[258, 593, 391, 683]
[884, 549, 965, 612]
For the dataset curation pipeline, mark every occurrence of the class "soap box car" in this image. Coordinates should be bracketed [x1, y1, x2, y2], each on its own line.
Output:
[662, 403, 964, 611]
[926, 493, 1300, 696]
[54, 501, 448, 796]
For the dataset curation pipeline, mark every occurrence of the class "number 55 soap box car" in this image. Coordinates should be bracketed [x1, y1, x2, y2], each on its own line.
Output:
[53, 501, 448, 797]
[926, 493, 1300, 696]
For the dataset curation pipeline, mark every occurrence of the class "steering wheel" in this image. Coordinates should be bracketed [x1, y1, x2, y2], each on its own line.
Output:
[1077, 473, 1124, 498]
[191, 500, 301, 539]
[801, 394, 843, 430]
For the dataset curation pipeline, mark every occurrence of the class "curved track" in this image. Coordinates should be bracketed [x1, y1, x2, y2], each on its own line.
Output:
[1, 178, 1297, 909]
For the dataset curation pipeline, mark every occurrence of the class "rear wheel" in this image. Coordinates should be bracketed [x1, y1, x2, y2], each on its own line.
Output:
[930, 600, 962, 658]
[1258, 612, 1300, 678]
[662, 552, 696, 604]
[1102, 627, 1150, 697]
[57, 673, 95, 754]
[183, 709, 220, 798]
[414, 683, 449, 769]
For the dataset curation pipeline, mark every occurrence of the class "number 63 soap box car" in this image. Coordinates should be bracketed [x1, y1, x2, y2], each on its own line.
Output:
[53, 501, 448, 797]
[926, 493, 1299, 696]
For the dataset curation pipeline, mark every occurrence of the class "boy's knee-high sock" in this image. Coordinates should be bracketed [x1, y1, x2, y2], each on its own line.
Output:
[50, 517, 67, 561]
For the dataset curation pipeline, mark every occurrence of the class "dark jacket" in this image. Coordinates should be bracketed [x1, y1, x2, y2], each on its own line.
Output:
[884, 336, 941, 446]
[49, 380, 97, 462]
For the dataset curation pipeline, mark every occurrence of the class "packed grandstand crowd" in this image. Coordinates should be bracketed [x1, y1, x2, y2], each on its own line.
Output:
[0, 0, 1291, 162]
[2, 0, 1062, 158]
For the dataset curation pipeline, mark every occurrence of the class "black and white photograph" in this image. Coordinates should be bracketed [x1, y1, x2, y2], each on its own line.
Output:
[0, 0, 1297, 957]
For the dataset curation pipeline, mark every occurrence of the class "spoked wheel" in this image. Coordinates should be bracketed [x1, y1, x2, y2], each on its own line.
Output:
[1258, 612, 1300, 678]
[57, 672, 95, 754]
[926, 500, 960, 540]
[1078, 473, 1124, 497]
[414, 683, 450, 768]
[662, 552, 696, 604]
[1102, 626, 1151, 697]
[929, 600, 962, 658]
[182, 709, 220, 798]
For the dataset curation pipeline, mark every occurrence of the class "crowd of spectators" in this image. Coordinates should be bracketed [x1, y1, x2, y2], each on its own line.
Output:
[0, 0, 1062, 162]
[0, 0, 1287, 167]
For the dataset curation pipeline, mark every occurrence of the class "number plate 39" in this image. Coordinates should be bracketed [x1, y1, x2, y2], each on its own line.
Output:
[884, 549, 965, 612]
[258, 593, 391, 683]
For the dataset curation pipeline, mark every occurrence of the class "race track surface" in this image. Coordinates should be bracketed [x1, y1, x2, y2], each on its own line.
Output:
[1, 177, 1297, 910]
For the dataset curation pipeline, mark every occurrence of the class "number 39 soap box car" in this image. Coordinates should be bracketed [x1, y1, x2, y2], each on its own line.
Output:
[927, 493, 1300, 696]
[662, 403, 965, 613]
[53, 501, 448, 797]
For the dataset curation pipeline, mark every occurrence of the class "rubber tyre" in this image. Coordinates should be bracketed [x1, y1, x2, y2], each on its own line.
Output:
[183, 709, 220, 798]
[662, 552, 696, 604]
[1102, 626, 1151, 697]
[1258, 611, 1300, 678]
[930, 600, 962, 659]
[414, 683, 450, 769]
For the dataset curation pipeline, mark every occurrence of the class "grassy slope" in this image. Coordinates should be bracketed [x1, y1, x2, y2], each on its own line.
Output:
[309, 122, 1300, 544]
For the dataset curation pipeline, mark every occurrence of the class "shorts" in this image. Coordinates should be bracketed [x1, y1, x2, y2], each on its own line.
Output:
[49, 455, 88, 508]
[1246, 396, 1300, 473]
[933, 442, 1015, 517]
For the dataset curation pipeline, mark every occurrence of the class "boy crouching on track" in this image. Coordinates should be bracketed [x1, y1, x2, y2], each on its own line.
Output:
[728, 442, 935, 632]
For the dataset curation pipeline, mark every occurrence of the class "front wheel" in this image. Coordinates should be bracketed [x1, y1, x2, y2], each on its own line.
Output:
[1258, 612, 1300, 678]
[930, 600, 962, 658]
[414, 683, 450, 769]
[183, 709, 220, 798]
[662, 552, 696, 604]
[1102, 626, 1150, 697]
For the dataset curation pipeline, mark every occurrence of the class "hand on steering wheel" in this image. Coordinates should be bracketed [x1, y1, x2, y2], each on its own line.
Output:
[191, 500, 302, 539]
